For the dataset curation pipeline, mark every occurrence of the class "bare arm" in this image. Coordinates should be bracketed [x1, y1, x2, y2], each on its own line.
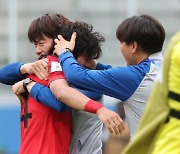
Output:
[50, 79, 125, 135]
[50, 79, 88, 110]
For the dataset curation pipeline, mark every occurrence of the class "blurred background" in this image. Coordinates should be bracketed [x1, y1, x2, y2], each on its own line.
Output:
[0, 0, 179, 153]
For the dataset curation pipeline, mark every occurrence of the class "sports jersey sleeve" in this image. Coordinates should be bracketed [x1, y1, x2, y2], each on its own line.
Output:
[30, 83, 71, 112]
[0, 62, 25, 85]
[48, 60, 66, 85]
[59, 52, 150, 101]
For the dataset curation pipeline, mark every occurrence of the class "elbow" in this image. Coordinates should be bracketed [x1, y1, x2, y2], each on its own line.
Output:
[55, 88, 69, 103]
[55, 89, 64, 101]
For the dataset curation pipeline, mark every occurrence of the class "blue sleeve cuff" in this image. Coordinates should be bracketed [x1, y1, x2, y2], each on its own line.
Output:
[15, 63, 26, 78]
[59, 51, 74, 64]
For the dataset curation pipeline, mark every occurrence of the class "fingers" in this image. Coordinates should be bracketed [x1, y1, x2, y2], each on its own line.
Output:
[70, 32, 76, 44]
[116, 114, 125, 130]
[43, 58, 49, 63]
[54, 35, 65, 45]
[106, 123, 114, 134]
[17, 94, 25, 103]
[105, 116, 124, 135]
[112, 117, 122, 134]
[23, 60, 48, 80]
[69, 32, 76, 51]
[57, 35, 65, 41]
[56, 33, 75, 43]
[32, 59, 48, 80]
[54, 38, 60, 44]
[97, 107, 124, 135]
[54, 32, 76, 53]
[12, 81, 25, 95]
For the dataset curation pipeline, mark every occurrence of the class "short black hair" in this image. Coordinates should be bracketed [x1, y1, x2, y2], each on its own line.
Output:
[116, 15, 165, 54]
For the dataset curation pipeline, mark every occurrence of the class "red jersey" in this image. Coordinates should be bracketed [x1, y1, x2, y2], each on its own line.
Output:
[19, 56, 71, 154]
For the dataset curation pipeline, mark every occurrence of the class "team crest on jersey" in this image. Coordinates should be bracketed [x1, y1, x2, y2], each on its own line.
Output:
[51, 62, 62, 72]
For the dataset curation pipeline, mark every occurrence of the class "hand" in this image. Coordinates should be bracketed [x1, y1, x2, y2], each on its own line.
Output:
[16, 94, 25, 104]
[12, 80, 25, 95]
[20, 58, 49, 80]
[12, 80, 26, 103]
[97, 107, 125, 135]
[54, 32, 76, 56]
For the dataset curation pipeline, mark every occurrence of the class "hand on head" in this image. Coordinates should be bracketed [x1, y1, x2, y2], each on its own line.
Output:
[54, 32, 76, 56]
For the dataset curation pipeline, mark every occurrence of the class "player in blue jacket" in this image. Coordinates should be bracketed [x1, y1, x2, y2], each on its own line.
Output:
[52, 14, 165, 139]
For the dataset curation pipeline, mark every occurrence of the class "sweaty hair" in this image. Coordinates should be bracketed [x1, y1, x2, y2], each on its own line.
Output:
[58, 21, 105, 59]
[28, 13, 72, 43]
[116, 15, 165, 54]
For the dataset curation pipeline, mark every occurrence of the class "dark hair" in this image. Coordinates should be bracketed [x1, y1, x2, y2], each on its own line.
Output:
[58, 21, 105, 59]
[28, 14, 104, 59]
[116, 15, 165, 54]
[28, 13, 71, 43]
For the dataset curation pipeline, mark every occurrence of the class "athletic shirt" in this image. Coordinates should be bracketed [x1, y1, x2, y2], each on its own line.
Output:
[123, 60, 159, 139]
[70, 91, 103, 154]
[19, 55, 71, 154]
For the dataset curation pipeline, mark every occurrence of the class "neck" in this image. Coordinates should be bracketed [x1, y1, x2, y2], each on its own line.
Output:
[136, 53, 150, 65]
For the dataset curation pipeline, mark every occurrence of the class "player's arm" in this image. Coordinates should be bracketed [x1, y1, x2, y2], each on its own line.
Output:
[50, 78, 124, 135]
[29, 82, 71, 111]
[0, 58, 49, 85]
[12, 79, 71, 112]
[0, 62, 25, 85]
[27, 82, 102, 111]
[54, 34, 137, 101]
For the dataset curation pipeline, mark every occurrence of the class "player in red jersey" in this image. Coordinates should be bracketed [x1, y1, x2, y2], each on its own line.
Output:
[20, 55, 71, 154]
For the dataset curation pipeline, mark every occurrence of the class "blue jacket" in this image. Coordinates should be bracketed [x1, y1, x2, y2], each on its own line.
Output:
[59, 52, 152, 101]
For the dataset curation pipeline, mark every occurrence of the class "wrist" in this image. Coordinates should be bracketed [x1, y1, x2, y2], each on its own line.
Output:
[20, 64, 28, 74]
[23, 78, 33, 92]
[84, 99, 104, 114]
[96, 106, 106, 115]
[27, 82, 36, 93]
[57, 48, 71, 56]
